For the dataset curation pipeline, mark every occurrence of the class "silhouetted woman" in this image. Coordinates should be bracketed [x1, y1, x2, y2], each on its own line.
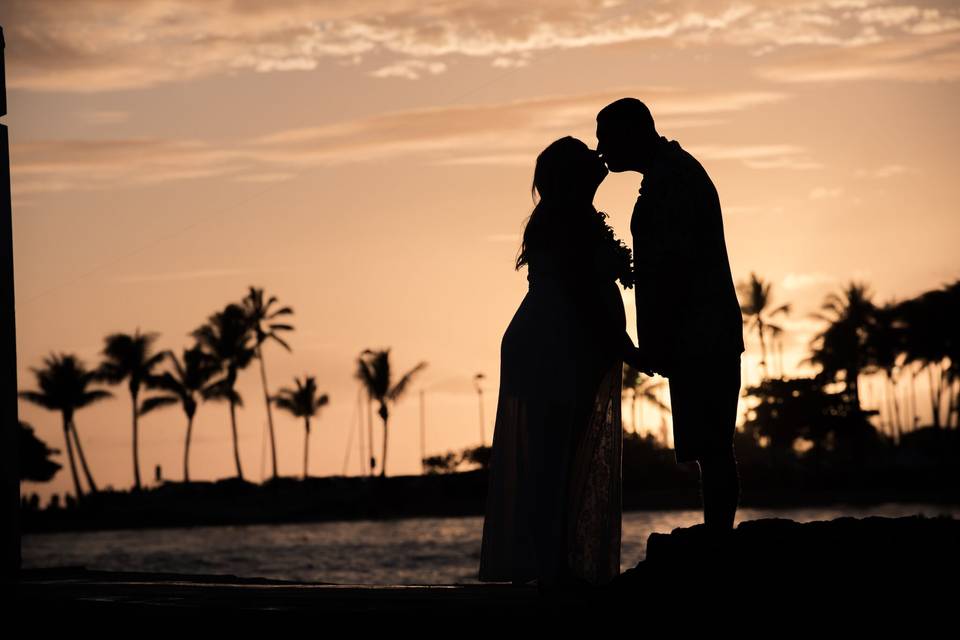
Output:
[478, 136, 641, 591]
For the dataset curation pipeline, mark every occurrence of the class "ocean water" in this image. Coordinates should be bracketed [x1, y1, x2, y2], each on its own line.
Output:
[21, 503, 959, 585]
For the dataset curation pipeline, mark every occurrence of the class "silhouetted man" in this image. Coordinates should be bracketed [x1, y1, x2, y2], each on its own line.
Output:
[596, 98, 744, 534]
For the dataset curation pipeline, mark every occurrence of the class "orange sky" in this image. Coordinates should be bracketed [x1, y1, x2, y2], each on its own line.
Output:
[5, 0, 960, 504]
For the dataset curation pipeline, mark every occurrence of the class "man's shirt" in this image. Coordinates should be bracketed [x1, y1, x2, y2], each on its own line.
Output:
[631, 137, 745, 371]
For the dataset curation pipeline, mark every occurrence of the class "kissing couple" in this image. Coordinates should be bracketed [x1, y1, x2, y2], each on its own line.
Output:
[478, 98, 746, 592]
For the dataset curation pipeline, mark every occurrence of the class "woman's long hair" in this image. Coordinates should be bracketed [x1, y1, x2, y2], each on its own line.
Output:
[516, 137, 596, 271]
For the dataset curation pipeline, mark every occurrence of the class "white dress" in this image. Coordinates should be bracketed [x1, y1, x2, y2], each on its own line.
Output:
[478, 244, 624, 586]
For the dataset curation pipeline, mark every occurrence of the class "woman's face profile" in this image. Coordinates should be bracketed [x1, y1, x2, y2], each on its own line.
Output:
[536, 138, 607, 201]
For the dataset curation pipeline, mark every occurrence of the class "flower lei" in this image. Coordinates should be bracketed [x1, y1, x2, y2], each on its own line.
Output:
[591, 210, 635, 289]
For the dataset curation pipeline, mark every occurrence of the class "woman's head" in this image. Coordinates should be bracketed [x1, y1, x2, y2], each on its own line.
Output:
[532, 136, 607, 205]
[516, 137, 608, 270]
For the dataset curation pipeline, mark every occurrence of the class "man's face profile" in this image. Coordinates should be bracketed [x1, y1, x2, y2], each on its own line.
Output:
[596, 117, 630, 173]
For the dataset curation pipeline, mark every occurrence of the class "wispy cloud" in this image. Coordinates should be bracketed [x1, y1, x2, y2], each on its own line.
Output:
[809, 186, 844, 199]
[854, 164, 918, 179]
[110, 266, 296, 284]
[4, 0, 958, 92]
[10, 138, 255, 195]
[79, 110, 130, 125]
[758, 29, 960, 83]
[12, 86, 790, 193]
[690, 144, 822, 170]
[370, 59, 448, 79]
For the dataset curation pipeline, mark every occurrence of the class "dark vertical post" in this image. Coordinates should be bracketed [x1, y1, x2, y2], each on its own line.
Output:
[0, 25, 22, 583]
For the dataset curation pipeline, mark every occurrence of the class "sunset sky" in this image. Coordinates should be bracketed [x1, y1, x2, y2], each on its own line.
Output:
[5, 0, 959, 504]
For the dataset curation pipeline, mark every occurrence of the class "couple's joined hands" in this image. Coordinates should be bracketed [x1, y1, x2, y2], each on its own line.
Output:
[621, 331, 668, 378]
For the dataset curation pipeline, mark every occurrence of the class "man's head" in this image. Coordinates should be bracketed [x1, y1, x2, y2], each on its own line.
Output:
[596, 98, 660, 173]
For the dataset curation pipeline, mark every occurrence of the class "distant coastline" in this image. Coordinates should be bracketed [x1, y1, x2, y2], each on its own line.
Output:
[21, 461, 960, 534]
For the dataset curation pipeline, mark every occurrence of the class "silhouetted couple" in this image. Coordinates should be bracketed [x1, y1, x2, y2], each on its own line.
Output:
[479, 98, 745, 592]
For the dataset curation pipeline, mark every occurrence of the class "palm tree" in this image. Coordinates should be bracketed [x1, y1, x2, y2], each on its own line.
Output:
[192, 303, 257, 480]
[138, 345, 222, 482]
[899, 280, 960, 429]
[808, 282, 876, 409]
[356, 349, 427, 478]
[473, 373, 486, 445]
[19, 353, 112, 500]
[622, 364, 669, 435]
[94, 327, 167, 492]
[865, 302, 907, 440]
[737, 272, 791, 381]
[272, 376, 329, 479]
[241, 286, 295, 481]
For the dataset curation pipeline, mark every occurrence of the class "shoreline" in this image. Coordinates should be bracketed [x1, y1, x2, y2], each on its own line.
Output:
[21, 480, 959, 535]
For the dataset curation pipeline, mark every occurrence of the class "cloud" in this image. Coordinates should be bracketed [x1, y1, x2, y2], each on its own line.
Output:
[110, 266, 296, 284]
[809, 186, 844, 199]
[5, 0, 959, 93]
[370, 59, 448, 79]
[491, 56, 531, 69]
[854, 164, 917, 178]
[10, 138, 255, 195]
[690, 144, 822, 170]
[79, 110, 130, 125]
[758, 29, 960, 83]
[10, 86, 793, 193]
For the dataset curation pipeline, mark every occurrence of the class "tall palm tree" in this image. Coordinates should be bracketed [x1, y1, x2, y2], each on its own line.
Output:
[356, 349, 427, 478]
[899, 280, 960, 429]
[808, 282, 876, 409]
[765, 324, 786, 379]
[473, 373, 486, 446]
[138, 345, 222, 482]
[737, 272, 791, 381]
[622, 364, 669, 434]
[19, 353, 112, 500]
[272, 375, 329, 479]
[865, 302, 907, 440]
[242, 286, 295, 481]
[192, 303, 257, 480]
[94, 327, 167, 492]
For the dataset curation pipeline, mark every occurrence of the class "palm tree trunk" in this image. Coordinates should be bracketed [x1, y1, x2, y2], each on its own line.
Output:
[380, 407, 388, 478]
[303, 417, 310, 480]
[69, 418, 98, 494]
[910, 365, 919, 431]
[367, 395, 375, 476]
[184, 414, 194, 483]
[756, 318, 768, 380]
[476, 387, 485, 446]
[61, 413, 84, 500]
[777, 339, 785, 380]
[257, 345, 278, 480]
[357, 387, 366, 475]
[419, 390, 426, 475]
[928, 363, 942, 428]
[848, 369, 861, 410]
[890, 374, 903, 443]
[131, 391, 142, 491]
[888, 377, 897, 439]
[229, 398, 245, 480]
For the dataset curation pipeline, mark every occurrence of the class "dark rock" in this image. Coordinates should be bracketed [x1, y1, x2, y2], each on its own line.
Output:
[602, 515, 959, 608]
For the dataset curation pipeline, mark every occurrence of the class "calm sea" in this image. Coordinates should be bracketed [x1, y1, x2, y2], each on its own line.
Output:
[22, 503, 959, 585]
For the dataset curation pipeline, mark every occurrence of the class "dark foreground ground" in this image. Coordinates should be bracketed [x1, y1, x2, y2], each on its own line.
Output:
[10, 515, 958, 621]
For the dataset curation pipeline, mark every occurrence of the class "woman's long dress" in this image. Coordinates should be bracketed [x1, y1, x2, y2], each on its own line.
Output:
[478, 241, 624, 586]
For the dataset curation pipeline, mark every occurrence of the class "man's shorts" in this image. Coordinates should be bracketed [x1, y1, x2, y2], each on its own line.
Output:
[667, 356, 741, 464]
